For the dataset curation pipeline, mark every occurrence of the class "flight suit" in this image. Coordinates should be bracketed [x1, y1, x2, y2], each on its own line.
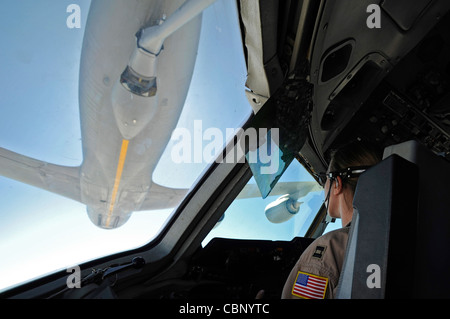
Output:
[281, 223, 351, 299]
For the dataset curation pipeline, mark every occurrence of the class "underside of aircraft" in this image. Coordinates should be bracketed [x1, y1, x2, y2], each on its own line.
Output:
[2, 0, 450, 301]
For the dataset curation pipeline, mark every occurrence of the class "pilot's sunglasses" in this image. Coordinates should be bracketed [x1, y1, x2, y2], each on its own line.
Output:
[314, 166, 371, 187]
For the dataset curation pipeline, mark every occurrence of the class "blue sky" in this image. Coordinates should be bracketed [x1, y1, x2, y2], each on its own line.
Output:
[0, 0, 169, 291]
[0, 0, 87, 165]
[0, 0, 327, 292]
[0, 0, 253, 292]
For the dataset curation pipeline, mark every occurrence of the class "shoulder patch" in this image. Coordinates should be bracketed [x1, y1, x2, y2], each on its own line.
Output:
[292, 271, 328, 299]
[312, 245, 327, 260]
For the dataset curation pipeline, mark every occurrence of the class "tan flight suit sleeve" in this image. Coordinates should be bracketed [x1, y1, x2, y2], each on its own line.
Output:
[281, 226, 350, 299]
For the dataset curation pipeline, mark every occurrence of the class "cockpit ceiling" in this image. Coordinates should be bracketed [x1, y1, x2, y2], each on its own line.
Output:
[306, 0, 450, 163]
[330, 10, 450, 163]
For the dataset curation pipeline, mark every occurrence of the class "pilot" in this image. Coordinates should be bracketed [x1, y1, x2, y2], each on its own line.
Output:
[281, 140, 382, 299]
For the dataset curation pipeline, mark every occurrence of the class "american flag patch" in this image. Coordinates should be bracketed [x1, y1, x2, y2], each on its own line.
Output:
[292, 271, 328, 299]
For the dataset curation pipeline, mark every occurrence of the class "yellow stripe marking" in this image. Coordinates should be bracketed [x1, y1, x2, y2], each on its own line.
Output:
[106, 139, 129, 228]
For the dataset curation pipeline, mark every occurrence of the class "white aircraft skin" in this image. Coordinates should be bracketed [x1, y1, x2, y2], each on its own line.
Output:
[0, 0, 207, 229]
[78, 0, 204, 228]
[0, 0, 322, 230]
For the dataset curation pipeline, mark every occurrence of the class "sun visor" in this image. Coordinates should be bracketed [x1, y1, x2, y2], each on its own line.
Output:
[246, 128, 290, 199]
[244, 69, 313, 198]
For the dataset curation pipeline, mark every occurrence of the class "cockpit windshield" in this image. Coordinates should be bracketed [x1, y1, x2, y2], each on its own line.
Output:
[0, 0, 252, 292]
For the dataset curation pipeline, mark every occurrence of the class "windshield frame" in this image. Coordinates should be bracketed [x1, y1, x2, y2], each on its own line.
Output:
[0, 0, 328, 297]
[0, 115, 255, 297]
[1, 102, 332, 298]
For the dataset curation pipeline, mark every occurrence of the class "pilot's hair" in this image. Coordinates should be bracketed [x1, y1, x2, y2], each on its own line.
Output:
[328, 139, 383, 193]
